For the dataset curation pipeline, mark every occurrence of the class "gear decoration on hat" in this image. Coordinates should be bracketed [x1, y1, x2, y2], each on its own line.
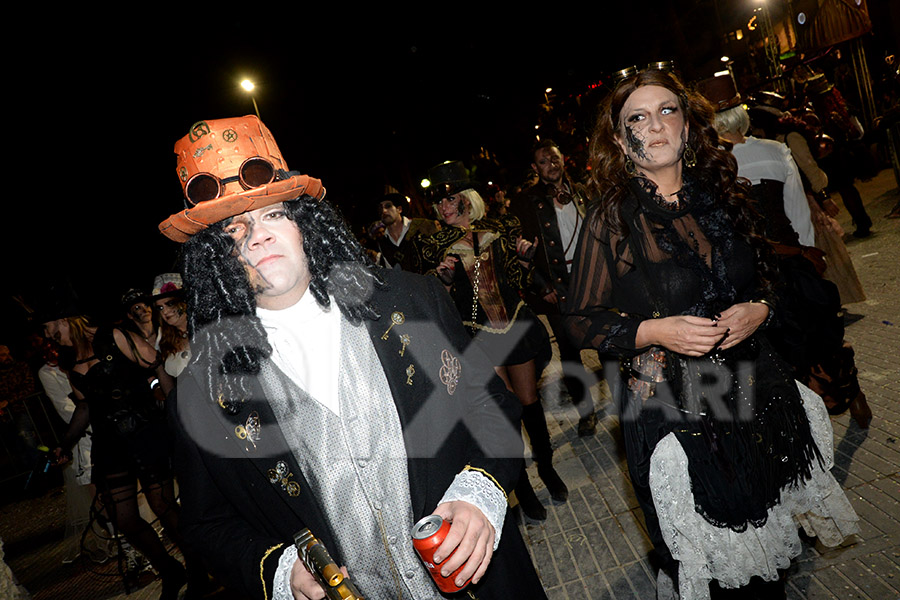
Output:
[189, 121, 210, 143]
[223, 128, 238, 143]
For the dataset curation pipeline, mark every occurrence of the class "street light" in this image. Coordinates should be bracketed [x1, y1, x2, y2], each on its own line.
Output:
[241, 79, 261, 119]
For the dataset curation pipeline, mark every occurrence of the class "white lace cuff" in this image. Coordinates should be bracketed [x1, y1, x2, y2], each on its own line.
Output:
[438, 468, 507, 550]
[272, 545, 298, 600]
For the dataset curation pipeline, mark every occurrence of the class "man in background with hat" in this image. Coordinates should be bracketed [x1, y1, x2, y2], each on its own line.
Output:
[703, 73, 873, 429]
[373, 190, 439, 271]
[161, 116, 546, 600]
[510, 139, 599, 437]
[805, 72, 875, 238]
[699, 73, 815, 248]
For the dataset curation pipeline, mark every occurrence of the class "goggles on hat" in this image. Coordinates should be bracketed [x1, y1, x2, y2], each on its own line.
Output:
[611, 60, 677, 86]
[184, 156, 283, 207]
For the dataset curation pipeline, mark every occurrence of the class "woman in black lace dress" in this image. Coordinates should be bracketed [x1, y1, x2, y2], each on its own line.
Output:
[564, 68, 859, 599]
[43, 311, 188, 599]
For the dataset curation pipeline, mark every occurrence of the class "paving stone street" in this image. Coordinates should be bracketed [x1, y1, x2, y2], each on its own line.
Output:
[2, 170, 898, 600]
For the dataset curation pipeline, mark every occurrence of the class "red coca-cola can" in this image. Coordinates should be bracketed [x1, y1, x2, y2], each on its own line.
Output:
[411, 515, 471, 593]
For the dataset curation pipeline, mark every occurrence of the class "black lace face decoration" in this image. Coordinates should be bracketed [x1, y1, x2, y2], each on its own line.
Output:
[625, 125, 650, 161]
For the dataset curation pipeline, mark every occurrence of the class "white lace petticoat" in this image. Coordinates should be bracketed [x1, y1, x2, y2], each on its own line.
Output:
[649, 381, 859, 600]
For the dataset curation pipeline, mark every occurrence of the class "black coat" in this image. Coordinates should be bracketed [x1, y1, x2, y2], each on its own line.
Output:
[511, 181, 587, 314]
[170, 269, 547, 599]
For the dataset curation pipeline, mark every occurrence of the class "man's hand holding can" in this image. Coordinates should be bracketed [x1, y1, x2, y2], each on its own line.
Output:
[412, 501, 495, 592]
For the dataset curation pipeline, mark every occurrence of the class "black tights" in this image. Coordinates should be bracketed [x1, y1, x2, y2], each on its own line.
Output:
[102, 472, 182, 574]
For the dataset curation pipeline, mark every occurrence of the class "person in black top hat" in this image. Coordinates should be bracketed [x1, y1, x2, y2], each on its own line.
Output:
[805, 73, 875, 237]
[120, 287, 157, 348]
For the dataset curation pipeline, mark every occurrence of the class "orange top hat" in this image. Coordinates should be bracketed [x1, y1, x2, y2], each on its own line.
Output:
[159, 115, 326, 242]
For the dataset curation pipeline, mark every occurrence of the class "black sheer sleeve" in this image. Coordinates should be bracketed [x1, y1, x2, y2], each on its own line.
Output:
[563, 207, 646, 356]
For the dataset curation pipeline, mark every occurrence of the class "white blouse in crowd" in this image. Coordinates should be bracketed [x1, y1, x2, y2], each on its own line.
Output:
[731, 135, 815, 247]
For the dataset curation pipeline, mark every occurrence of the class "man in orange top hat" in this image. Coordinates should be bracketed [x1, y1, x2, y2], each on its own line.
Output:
[162, 116, 547, 600]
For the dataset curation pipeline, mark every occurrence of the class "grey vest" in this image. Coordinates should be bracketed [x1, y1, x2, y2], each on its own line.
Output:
[261, 315, 440, 598]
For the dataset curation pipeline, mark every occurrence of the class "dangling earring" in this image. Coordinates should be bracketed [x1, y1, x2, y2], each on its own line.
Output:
[624, 156, 638, 176]
[683, 145, 697, 168]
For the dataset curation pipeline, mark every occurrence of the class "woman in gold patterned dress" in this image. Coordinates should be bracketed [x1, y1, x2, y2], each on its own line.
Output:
[414, 160, 566, 521]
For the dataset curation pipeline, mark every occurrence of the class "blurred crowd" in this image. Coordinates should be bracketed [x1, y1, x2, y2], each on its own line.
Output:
[0, 52, 897, 600]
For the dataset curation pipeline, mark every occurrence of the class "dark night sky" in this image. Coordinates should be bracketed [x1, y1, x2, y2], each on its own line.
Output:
[10, 15, 683, 320]
[5, 7, 896, 341]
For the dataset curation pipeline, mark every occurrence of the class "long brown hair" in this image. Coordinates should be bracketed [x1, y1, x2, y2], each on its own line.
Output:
[157, 297, 188, 359]
[586, 69, 777, 292]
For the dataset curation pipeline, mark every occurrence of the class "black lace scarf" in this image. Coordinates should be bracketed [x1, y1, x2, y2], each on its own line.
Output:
[627, 175, 737, 319]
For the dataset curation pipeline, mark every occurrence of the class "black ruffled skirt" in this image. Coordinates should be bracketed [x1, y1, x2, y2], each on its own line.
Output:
[469, 305, 551, 374]
[620, 335, 822, 564]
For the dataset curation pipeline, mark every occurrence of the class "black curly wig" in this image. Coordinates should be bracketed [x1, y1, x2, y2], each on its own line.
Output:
[181, 194, 386, 413]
